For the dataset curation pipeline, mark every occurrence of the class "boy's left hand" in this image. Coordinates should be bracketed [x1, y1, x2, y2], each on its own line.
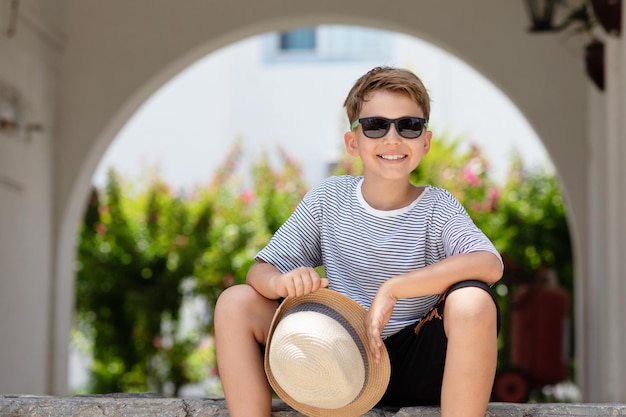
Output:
[366, 286, 397, 363]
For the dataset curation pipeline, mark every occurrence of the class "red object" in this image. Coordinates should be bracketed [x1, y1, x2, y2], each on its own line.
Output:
[510, 277, 570, 387]
[492, 366, 532, 403]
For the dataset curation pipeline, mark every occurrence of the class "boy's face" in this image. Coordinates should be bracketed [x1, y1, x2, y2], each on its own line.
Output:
[344, 90, 431, 182]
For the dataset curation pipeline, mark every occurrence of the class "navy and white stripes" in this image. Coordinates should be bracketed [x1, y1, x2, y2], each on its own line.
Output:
[256, 175, 500, 339]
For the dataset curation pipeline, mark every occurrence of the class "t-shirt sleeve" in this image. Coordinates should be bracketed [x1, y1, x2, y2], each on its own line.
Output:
[254, 191, 323, 273]
[438, 191, 503, 266]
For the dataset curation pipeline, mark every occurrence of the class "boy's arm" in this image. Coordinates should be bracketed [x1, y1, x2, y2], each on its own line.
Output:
[366, 250, 502, 362]
[384, 250, 502, 299]
[246, 260, 329, 300]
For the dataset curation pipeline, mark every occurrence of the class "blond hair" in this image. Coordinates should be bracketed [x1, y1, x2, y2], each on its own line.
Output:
[343, 66, 431, 125]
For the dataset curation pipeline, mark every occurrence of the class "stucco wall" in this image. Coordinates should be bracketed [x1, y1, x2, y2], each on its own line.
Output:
[0, 0, 63, 394]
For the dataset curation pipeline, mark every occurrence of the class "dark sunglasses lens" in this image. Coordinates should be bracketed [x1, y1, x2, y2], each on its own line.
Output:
[361, 117, 390, 138]
[397, 117, 423, 138]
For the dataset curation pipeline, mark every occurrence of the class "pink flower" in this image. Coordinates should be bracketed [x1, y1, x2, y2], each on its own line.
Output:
[153, 336, 163, 348]
[487, 187, 501, 212]
[222, 274, 235, 287]
[175, 235, 188, 248]
[96, 223, 108, 235]
[239, 189, 255, 205]
[462, 164, 480, 187]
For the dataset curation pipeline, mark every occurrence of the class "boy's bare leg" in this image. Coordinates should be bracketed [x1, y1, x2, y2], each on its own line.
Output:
[214, 284, 280, 417]
[441, 286, 498, 417]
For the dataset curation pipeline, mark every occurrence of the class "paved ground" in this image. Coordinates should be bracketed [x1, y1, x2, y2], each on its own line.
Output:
[1, 395, 626, 416]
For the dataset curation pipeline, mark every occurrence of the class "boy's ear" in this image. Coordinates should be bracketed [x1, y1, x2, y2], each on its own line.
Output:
[344, 131, 359, 156]
[422, 130, 432, 154]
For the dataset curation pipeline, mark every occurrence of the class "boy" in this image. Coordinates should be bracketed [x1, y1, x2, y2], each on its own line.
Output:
[214, 66, 503, 417]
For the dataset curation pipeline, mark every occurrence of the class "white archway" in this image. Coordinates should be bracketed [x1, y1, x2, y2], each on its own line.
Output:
[0, 0, 601, 398]
[59, 13, 584, 394]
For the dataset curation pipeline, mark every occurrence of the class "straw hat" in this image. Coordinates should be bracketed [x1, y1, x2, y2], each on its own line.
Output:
[264, 288, 391, 417]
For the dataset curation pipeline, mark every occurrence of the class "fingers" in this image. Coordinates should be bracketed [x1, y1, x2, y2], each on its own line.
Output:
[366, 288, 396, 363]
[366, 315, 384, 363]
[279, 268, 327, 298]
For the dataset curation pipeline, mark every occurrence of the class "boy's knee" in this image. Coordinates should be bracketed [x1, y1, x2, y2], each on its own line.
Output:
[215, 284, 256, 316]
[215, 284, 278, 322]
[443, 285, 497, 330]
[215, 284, 279, 345]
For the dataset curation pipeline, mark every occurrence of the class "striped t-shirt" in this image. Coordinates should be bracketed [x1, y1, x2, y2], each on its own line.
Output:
[256, 175, 501, 339]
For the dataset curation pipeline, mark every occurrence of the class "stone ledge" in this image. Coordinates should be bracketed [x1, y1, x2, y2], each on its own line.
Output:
[1, 395, 626, 416]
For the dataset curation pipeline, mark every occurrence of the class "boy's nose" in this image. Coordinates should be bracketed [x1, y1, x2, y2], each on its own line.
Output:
[382, 124, 402, 142]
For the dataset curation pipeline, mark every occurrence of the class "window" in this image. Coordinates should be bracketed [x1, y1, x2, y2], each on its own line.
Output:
[279, 28, 316, 51]
[263, 25, 392, 63]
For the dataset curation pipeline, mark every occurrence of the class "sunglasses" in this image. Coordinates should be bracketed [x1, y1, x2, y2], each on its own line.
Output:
[351, 116, 428, 139]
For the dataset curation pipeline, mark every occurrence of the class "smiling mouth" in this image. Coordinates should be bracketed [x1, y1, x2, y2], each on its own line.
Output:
[378, 154, 407, 160]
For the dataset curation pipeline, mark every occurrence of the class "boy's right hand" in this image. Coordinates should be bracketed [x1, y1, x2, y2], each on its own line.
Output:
[273, 267, 329, 298]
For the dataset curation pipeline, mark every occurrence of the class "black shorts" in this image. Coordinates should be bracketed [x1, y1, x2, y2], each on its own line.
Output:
[377, 280, 501, 407]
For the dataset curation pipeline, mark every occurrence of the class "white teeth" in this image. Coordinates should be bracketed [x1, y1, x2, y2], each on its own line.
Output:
[379, 154, 406, 160]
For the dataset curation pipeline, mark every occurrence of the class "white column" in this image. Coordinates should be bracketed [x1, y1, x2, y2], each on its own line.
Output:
[584, 82, 605, 403]
[604, 34, 626, 402]
[616, 10, 626, 402]
[585, 28, 626, 402]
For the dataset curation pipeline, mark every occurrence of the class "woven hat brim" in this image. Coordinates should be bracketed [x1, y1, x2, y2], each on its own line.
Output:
[264, 288, 391, 417]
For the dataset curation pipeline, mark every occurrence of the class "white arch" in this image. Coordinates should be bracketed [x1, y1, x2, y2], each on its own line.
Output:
[52, 2, 587, 395]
